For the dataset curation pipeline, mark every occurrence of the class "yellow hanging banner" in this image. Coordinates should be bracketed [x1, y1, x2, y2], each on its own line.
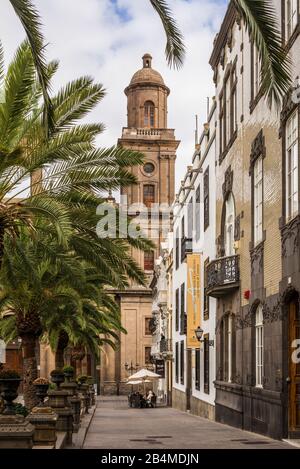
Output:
[187, 253, 201, 349]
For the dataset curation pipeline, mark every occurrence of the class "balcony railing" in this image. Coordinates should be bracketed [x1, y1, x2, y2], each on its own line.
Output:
[181, 237, 193, 262]
[159, 338, 172, 353]
[206, 255, 240, 298]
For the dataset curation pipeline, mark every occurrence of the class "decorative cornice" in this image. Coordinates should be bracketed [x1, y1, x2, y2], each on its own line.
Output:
[222, 165, 233, 199]
[281, 214, 300, 257]
[209, 1, 236, 70]
[249, 129, 266, 171]
[250, 241, 264, 276]
[279, 87, 298, 137]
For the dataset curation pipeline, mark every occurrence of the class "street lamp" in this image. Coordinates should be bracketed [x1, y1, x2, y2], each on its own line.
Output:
[194, 326, 214, 347]
[124, 361, 139, 373]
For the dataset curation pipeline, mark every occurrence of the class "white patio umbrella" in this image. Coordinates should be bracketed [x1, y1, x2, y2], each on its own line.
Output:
[126, 379, 151, 385]
[126, 368, 160, 382]
[127, 369, 160, 394]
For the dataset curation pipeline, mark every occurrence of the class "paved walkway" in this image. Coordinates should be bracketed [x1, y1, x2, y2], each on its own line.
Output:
[83, 396, 293, 449]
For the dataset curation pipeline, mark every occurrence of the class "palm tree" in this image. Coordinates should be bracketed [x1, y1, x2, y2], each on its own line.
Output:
[151, 0, 291, 105]
[0, 232, 128, 408]
[0, 41, 153, 278]
[6, 0, 291, 121]
[0, 234, 82, 408]
[43, 266, 126, 370]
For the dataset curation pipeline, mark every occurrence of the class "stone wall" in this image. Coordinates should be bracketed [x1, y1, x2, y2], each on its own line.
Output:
[190, 396, 215, 421]
[172, 388, 186, 412]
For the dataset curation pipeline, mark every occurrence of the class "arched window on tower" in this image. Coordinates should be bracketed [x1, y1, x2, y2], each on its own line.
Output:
[143, 184, 155, 207]
[144, 101, 155, 127]
[144, 251, 154, 271]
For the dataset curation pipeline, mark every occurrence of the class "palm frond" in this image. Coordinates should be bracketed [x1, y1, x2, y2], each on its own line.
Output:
[0, 41, 4, 84]
[9, 0, 54, 132]
[234, 0, 291, 106]
[149, 0, 185, 69]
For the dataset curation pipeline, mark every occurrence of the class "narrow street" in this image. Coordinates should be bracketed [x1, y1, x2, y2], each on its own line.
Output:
[83, 397, 293, 449]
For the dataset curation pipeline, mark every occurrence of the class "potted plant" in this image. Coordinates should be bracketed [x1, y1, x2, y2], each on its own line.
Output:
[0, 369, 22, 415]
[50, 369, 64, 389]
[77, 375, 88, 385]
[33, 377, 50, 406]
[63, 365, 75, 383]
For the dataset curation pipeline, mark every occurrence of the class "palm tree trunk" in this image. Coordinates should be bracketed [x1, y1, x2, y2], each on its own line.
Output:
[22, 334, 39, 409]
[55, 347, 65, 369]
[55, 330, 69, 369]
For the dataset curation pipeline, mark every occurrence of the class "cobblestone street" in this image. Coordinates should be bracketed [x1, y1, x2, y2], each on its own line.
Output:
[83, 397, 293, 449]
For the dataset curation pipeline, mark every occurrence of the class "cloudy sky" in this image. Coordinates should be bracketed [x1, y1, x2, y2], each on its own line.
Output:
[0, 0, 227, 189]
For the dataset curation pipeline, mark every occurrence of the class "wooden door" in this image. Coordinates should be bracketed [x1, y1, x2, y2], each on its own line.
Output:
[289, 300, 300, 435]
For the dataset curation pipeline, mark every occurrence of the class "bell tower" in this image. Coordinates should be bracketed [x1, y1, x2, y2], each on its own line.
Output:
[100, 55, 180, 395]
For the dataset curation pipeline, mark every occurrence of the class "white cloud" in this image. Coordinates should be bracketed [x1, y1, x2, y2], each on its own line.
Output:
[0, 0, 226, 189]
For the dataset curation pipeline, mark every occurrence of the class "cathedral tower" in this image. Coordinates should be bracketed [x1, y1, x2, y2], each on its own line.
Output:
[100, 54, 180, 395]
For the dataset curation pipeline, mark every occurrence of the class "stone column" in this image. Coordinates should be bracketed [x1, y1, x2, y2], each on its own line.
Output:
[47, 390, 73, 444]
[61, 381, 81, 433]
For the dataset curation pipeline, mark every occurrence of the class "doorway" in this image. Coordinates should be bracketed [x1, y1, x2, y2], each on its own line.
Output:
[288, 299, 300, 437]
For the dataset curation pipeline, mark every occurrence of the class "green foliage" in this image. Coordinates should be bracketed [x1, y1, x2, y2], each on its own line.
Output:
[63, 365, 74, 374]
[13, 403, 29, 417]
[77, 375, 88, 384]
[233, 0, 291, 107]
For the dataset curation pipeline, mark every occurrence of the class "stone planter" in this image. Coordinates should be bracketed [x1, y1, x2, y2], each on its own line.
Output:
[34, 383, 49, 407]
[50, 373, 65, 390]
[0, 378, 22, 415]
[63, 370, 74, 383]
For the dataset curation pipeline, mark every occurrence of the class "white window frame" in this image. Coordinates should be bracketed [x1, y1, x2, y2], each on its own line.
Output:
[286, 110, 299, 221]
[254, 156, 263, 245]
[255, 305, 264, 388]
[286, 0, 298, 40]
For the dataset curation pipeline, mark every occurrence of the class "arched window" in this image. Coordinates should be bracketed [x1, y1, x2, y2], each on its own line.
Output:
[144, 251, 154, 271]
[144, 101, 155, 127]
[143, 184, 155, 207]
[224, 192, 235, 256]
[255, 304, 264, 387]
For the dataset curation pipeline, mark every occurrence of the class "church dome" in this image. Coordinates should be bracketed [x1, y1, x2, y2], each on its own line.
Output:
[129, 54, 165, 86]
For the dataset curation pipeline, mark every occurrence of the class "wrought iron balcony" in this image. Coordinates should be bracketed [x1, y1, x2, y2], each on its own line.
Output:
[159, 338, 172, 353]
[206, 255, 240, 298]
[181, 237, 193, 262]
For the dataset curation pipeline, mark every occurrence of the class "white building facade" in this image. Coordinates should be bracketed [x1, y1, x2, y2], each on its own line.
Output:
[172, 104, 217, 419]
